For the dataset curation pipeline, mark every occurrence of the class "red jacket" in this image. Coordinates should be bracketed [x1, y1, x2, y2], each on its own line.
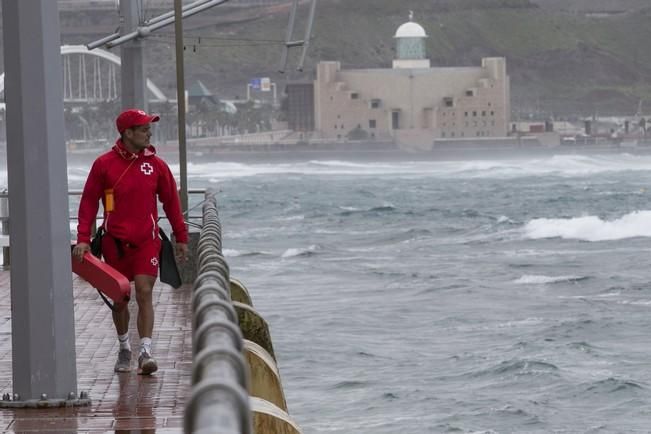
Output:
[77, 139, 188, 246]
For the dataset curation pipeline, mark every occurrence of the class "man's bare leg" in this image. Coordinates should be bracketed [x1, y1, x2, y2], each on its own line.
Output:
[134, 274, 157, 374]
[112, 303, 130, 335]
[134, 274, 156, 338]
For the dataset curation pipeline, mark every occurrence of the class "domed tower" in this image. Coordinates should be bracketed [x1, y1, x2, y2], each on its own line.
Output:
[393, 11, 430, 69]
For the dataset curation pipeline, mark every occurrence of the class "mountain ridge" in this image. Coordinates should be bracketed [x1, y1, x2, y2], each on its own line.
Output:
[49, 0, 651, 117]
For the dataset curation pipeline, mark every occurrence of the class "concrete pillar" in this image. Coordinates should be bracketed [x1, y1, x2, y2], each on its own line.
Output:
[120, 0, 147, 110]
[1, 0, 78, 400]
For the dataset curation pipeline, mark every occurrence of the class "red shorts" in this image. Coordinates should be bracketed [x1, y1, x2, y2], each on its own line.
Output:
[101, 234, 161, 281]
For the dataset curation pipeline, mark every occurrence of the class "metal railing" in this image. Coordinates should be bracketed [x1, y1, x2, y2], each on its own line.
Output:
[184, 188, 252, 434]
[0, 188, 208, 266]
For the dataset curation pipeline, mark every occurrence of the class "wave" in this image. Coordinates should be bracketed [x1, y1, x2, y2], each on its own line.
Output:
[497, 215, 516, 224]
[567, 341, 599, 354]
[514, 274, 589, 284]
[523, 210, 651, 241]
[277, 214, 304, 221]
[472, 359, 559, 378]
[330, 380, 368, 390]
[582, 377, 645, 394]
[51, 154, 651, 190]
[281, 244, 320, 258]
[223, 249, 271, 258]
[338, 204, 396, 216]
[155, 153, 651, 180]
[377, 228, 432, 244]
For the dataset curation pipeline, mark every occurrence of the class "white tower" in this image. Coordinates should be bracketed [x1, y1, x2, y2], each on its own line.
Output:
[393, 11, 430, 69]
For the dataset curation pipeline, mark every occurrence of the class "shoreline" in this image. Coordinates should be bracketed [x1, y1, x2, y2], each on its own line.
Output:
[173, 142, 651, 162]
[4, 140, 646, 165]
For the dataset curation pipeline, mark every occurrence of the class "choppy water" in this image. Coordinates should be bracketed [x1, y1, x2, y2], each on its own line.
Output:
[66, 151, 651, 432]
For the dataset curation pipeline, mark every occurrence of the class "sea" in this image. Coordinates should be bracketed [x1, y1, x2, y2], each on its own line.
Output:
[64, 149, 651, 433]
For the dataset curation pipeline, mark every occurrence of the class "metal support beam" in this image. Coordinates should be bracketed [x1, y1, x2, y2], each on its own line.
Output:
[278, 0, 298, 73]
[120, 0, 146, 110]
[103, 0, 230, 50]
[145, 0, 215, 26]
[1, 0, 78, 401]
[279, 0, 317, 73]
[297, 0, 318, 71]
[86, 32, 120, 51]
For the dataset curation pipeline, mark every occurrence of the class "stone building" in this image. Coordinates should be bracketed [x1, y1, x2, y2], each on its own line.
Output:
[313, 13, 511, 148]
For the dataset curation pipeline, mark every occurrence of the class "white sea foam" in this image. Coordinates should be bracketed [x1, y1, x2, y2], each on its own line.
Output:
[618, 300, 651, 306]
[514, 274, 586, 284]
[159, 154, 651, 180]
[523, 210, 651, 241]
[11, 152, 651, 190]
[281, 244, 319, 258]
[278, 214, 305, 221]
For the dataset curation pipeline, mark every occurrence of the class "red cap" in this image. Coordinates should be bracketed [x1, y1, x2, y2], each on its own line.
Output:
[116, 109, 160, 133]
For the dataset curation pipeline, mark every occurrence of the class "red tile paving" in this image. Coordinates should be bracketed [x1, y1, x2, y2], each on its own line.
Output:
[0, 270, 193, 433]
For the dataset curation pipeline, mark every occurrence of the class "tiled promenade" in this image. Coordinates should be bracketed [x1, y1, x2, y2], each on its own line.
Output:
[0, 270, 193, 433]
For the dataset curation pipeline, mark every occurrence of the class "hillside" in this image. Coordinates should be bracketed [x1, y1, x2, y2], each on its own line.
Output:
[47, 0, 651, 117]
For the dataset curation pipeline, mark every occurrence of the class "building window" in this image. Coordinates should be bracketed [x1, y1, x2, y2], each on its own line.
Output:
[334, 125, 337, 129]
[466, 90, 474, 97]
[451, 132, 455, 137]
[370, 99, 381, 109]
[350, 92, 359, 99]
[473, 111, 477, 117]
[444, 97, 454, 107]
[369, 119, 376, 129]
[482, 111, 486, 116]
[442, 132, 446, 138]
[491, 111, 495, 116]
[392, 111, 400, 130]
[464, 112, 468, 117]
[442, 112, 446, 117]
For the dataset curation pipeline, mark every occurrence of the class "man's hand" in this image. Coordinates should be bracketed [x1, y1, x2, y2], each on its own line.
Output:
[72, 242, 91, 262]
[175, 243, 189, 263]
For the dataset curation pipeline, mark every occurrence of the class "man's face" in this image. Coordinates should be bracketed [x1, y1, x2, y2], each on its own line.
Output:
[124, 124, 152, 150]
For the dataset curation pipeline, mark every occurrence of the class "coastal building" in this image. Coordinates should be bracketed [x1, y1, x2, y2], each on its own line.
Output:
[312, 12, 511, 148]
